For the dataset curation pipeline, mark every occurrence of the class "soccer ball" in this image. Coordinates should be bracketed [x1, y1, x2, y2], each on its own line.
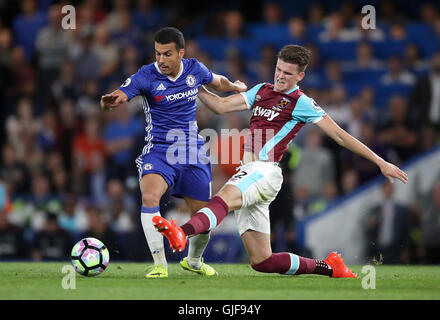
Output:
[71, 237, 110, 276]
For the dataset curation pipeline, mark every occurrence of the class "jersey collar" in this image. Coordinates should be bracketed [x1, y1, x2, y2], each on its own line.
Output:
[284, 85, 299, 94]
[154, 61, 184, 82]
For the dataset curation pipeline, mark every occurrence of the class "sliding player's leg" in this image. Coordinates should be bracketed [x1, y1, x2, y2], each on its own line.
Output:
[242, 228, 356, 278]
[153, 161, 275, 251]
[152, 183, 240, 252]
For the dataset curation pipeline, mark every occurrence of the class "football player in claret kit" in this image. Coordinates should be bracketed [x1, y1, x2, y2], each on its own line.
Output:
[100, 27, 247, 278]
[153, 44, 408, 278]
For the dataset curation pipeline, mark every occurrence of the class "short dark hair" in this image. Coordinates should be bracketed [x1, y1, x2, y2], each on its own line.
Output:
[154, 27, 185, 50]
[277, 45, 311, 72]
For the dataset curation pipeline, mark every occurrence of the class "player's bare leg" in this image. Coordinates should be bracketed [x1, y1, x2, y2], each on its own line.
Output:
[140, 173, 169, 278]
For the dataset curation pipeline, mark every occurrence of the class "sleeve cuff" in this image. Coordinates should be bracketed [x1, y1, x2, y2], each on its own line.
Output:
[240, 92, 251, 109]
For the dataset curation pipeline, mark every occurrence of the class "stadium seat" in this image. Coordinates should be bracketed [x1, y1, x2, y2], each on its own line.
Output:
[316, 41, 358, 62]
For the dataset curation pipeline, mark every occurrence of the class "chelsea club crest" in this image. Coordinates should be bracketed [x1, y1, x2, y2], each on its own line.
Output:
[186, 74, 196, 87]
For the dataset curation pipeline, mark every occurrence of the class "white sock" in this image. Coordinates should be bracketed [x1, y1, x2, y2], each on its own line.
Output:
[187, 232, 210, 269]
[141, 206, 167, 268]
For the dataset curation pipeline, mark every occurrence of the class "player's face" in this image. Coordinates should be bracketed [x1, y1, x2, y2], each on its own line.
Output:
[273, 59, 305, 92]
[155, 42, 185, 77]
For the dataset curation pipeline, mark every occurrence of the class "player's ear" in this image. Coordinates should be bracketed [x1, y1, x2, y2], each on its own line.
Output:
[179, 48, 185, 59]
[297, 71, 305, 82]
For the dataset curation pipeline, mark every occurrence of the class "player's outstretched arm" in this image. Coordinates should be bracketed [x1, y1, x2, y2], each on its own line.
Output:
[198, 85, 249, 115]
[206, 73, 248, 93]
[315, 115, 408, 184]
[100, 90, 128, 111]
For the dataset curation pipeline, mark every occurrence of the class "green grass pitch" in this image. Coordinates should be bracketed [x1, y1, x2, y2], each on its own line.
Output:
[0, 262, 439, 300]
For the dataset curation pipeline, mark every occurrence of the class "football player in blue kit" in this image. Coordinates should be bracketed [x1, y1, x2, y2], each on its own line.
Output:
[100, 27, 247, 278]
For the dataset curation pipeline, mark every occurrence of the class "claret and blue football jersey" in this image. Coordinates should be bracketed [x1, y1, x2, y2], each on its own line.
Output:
[240, 83, 326, 162]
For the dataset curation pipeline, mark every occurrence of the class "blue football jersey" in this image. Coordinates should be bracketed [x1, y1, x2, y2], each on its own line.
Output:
[118, 58, 213, 155]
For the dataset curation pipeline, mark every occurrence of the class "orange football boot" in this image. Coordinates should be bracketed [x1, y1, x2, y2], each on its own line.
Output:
[152, 216, 187, 252]
[324, 252, 358, 278]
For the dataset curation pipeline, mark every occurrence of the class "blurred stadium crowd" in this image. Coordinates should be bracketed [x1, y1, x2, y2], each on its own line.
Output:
[0, 0, 440, 264]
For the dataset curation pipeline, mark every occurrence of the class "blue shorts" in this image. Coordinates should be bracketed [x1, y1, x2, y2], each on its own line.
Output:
[135, 150, 212, 202]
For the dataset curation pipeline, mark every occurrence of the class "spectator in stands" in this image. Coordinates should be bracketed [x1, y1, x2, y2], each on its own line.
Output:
[131, 0, 165, 33]
[0, 27, 13, 68]
[71, 33, 102, 82]
[75, 1, 100, 37]
[55, 99, 79, 171]
[388, 21, 408, 42]
[378, 0, 406, 25]
[104, 104, 143, 179]
[358, 86, 378, 121]
[92, 23, 119, 79]
[31, 212, 72, 261]
[325, 85, 351, 128]
[341, 122, 398, 184]
[110, 11, 143, 51]
[9, 46, 37, 100]
[377, 95, 418, 162]
[37, 109, 57, 152]
[0, 208, 27, 260]
[105, 0, 131, 34]
[50, 164, 71, 196]
[419, 3, 438, 26]
[105, 179, 135, 233]
[51, 60, 78, 104]
[421, 179, 440, 263]
[301, 44, 323, 88]
[340, 167, 359, 195]
[287, 17, 307, 44]
[262, 1, 283, 25]
[342, 41, 384, 71]
[1, 143, 31, 195]
[35, 3, 71, 104]
[364, 181, 411, 264]
[322, 60, 343, 87]
[293, 128, 335, 200]
[73, 117, 107, 175]
[308, 2, 325, 27]
[318, 12, 359, 42]
[380, 55, 416, 86]
[77, 79, 101, 116]
[410, 50, 440, 130]
[6, 97, 41, 161]
[252, 44, 276, 84]
[269, 145, 296, 253]
[82, 206, 120, 259]
[404, 43, 428, 75]
[0, 28, 13, 120]
[223, 10, 246, 39]
[223, 48, 249, 85]
[346, 96, 364, 139]
[12, 0, 46, 61]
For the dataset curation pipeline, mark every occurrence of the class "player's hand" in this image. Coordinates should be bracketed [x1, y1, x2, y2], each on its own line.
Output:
[232, 80, 247, 93]
[379, 161, 408, 184]
[100, 92, 126, 111]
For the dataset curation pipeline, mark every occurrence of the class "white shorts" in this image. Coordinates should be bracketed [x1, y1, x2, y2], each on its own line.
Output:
[225, 161, 283, 235]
